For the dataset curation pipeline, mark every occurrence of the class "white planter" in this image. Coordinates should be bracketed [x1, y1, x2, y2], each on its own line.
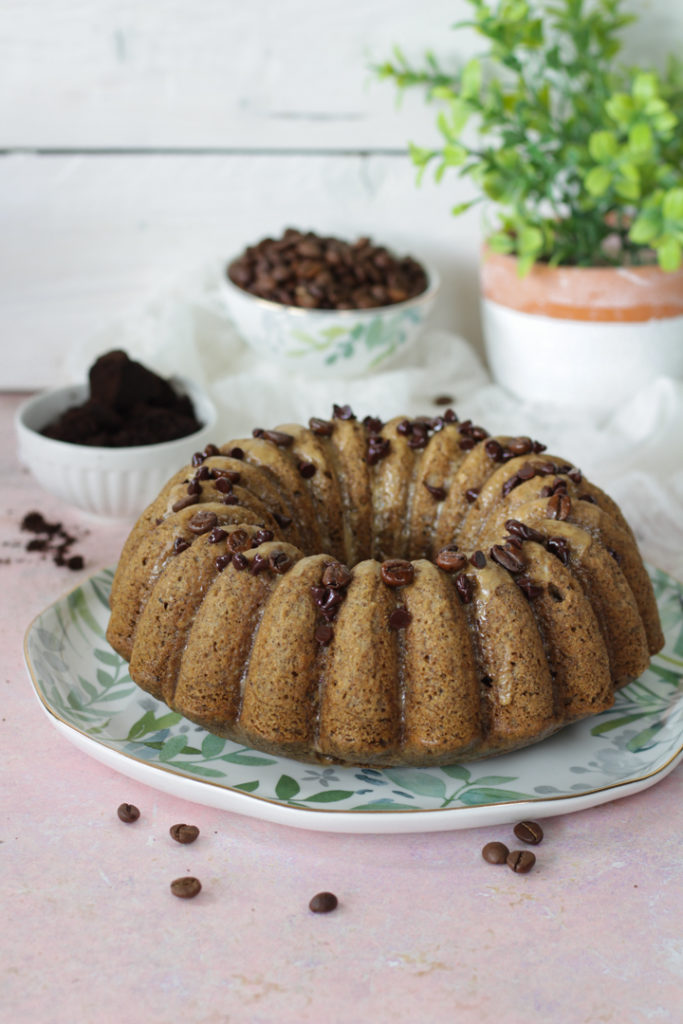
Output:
[480, 251, 683, 411]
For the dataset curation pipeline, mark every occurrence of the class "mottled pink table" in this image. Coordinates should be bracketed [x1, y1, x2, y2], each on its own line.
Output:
[2, 392, 682, 1024]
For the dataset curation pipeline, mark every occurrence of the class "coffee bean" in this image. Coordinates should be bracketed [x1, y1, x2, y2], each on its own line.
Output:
[309, 891, 338, 913]
[433, 394, 454, 405]
[507, 436, 533, 455]
[513, 820, 544, 845]
[455, 574, 474, 604]
[117, 803, 140, 823]
[388, 607, 412, 630]
[548, 492, 572, 520]
[187, 510, 218, 535]
[435, 548, 467, 572]
[506, 850, 536, 873]
[170, 823, 200, 844]
[380, 559, 415, 587]
[482, 841, 509, 864]
[170, 876, 202, 898]
[470, 550, 486, 569]
[490, 544, 525, 573]
[322, 562, 352, 589]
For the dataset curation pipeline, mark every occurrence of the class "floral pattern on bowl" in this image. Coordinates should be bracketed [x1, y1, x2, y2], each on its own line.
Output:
[24, 566, 683, 833]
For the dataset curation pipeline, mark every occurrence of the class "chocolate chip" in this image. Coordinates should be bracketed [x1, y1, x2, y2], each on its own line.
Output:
[363, 415, 384, 434]
[470, 550, 486, 569]
[332, 404, 355, 420]
[443, 408, 458, 423]
[252, 528, 275, 546]
[187, 479, 202, 495]
[308, 891, 338, 913]
[517, 462, 537, 481]
[322, 562, 353, 589]
[228, 447, 244, 460]
[273, 511, 293, 529]
[269, 551, 293, 574]
[455, 574, 474, 603]
[212, 469, 241, 483]
[388, 607, 412, 630]
[435, 548, 467, 572]
[191, 452, 205, 467]
[117, 803, 140, 823]
[423, 481, 447, 501]
[579, 493, 597, 504]
[513, 820, 544, 845]
[485, 439, 504, 461]
[366, 436, 391, 465]
[309, 417, 334, 436]
[208, 527, 227, 544]
[202, 444, 219, 458]
[465, 488, 480, 503]
[489, 544, 525, 573]
[298, 460, 317, 479]
[171, 494, 199, 513]
[232, 552, 248, 570]
[222, 493, 239, 505]
[214, 476, 233, 494]
[250, 553, 268, 575]
[215, 553, 232, 572]
[170, 876, 202, 899]
[315, 624, 334, 645]
[170, 823, 200, 844]
[378, 560, 413, 588]
[506, 850, 536, 874]
[172, 537, 190, 555]
[187, 510, 218, 535]
[482, 841, 509, 864]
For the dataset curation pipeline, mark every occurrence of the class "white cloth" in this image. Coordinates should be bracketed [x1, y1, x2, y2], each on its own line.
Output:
[66, 271, 683, 579]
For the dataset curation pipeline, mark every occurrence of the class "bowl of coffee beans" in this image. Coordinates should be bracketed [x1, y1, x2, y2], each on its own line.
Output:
[223, 228, 439, 376]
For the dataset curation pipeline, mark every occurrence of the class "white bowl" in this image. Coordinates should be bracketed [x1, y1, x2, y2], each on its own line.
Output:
[15, 377, 218, 520]
[221, 263, 440, 377]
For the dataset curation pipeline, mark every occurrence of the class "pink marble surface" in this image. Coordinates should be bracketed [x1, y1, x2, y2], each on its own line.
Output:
[2, 391, 682, 1024]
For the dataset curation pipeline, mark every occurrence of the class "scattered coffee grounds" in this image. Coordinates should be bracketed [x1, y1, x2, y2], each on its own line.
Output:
[481, 841, 509, 865]
[308, 891, 338, 914]
[40, 349, 202, 447]
[228, 228, 428, 310]
[169, 823, 200, 845]
[117, 802, 140, 823]
[513, 820, 544, 845]
[506, 850, 536, 874]
[170, 876, 202, 899]
[20, 511, 85, 570]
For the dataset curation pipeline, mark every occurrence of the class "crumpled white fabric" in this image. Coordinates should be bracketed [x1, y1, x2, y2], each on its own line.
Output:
[66, 271, 683, 579]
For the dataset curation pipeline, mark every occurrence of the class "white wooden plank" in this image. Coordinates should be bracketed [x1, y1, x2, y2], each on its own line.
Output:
[0, 151, 483, 388]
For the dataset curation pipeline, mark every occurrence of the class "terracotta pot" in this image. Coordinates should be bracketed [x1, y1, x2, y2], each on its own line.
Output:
[480, 248, 683, 410]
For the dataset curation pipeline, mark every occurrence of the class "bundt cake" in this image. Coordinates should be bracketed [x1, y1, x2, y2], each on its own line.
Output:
[106, 406, 664, 767]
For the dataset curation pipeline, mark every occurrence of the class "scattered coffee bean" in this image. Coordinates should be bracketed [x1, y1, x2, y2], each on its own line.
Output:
[482, 841, 509, 864]
[433, 395, 454, 405]
[513, 820, 544, 845]
[117, 803, 140, 823]
[170, 876, 202, 899]
[308, 891, 338, 913]
[506, 850, 536, 873]
[169, 823, 200, 845]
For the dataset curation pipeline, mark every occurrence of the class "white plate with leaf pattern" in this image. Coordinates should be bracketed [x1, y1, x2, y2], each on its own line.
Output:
[24, 566, 683, 833]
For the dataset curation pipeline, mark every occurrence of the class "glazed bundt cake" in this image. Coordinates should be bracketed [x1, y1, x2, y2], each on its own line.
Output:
[107, 406, 664, 767]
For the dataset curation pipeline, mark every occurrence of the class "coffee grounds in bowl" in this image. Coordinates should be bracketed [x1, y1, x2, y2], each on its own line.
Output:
[41, 350, 203, 447]
[227, 228, 428, 310]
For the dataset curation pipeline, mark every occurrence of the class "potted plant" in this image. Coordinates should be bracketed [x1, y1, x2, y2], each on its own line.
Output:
[377, 0, 683, 409]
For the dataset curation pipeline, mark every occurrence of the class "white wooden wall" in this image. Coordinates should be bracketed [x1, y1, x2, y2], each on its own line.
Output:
[2, 0, 680, 388]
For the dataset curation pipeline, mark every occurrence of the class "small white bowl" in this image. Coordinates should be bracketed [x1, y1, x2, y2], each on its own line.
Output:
[221, 263, 440, 377]
[15, 377, 218, 520]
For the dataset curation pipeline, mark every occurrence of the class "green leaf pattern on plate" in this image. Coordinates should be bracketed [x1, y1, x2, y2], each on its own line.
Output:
[285, 308, 422, 368]
[25, 567, 683, 814]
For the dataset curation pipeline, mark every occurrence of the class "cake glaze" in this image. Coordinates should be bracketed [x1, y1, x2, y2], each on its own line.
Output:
[106, 408, 664, 767]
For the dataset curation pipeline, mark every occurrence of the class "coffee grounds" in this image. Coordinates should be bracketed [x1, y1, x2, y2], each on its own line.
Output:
[20, 510, 85, 570]
[40, 349, 203, 447]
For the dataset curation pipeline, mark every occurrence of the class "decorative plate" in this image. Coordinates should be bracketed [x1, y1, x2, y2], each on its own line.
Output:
[24, 567, 683, 834]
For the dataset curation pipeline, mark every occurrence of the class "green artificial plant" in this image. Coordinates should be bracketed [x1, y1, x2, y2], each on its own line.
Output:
[376, 0, 683, 273]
